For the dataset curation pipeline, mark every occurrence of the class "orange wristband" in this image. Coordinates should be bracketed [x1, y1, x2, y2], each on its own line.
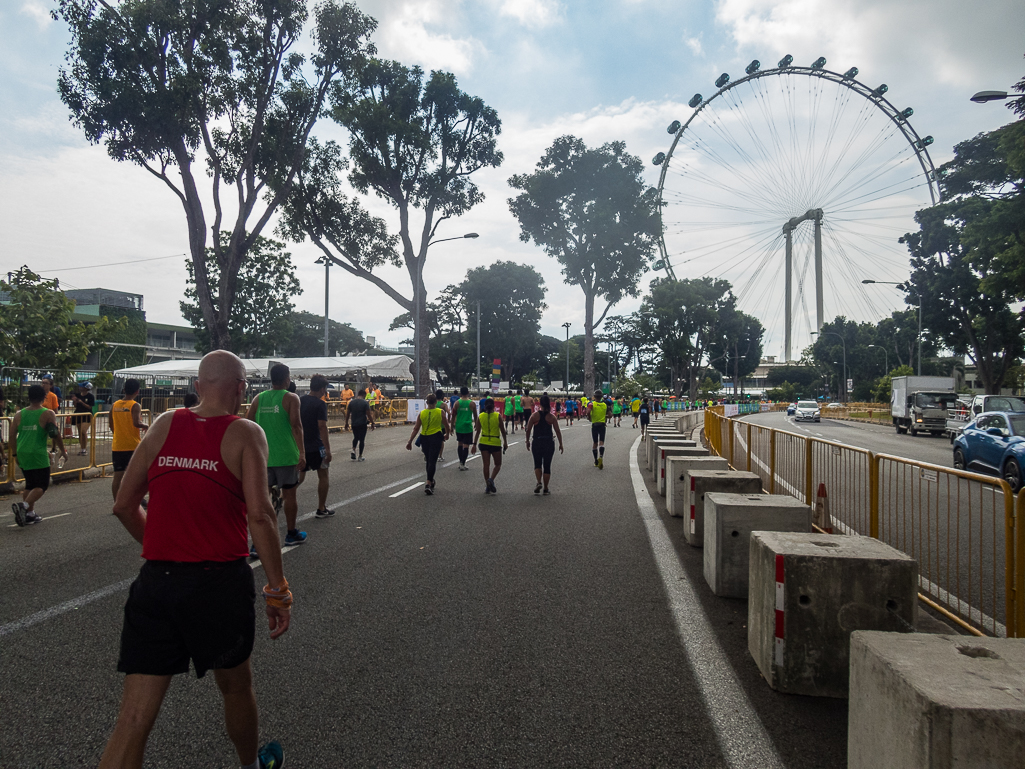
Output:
[262, 579, 293, 609]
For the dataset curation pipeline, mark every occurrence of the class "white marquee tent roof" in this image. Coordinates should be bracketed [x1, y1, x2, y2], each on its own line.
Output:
[114, 355, 413, 381]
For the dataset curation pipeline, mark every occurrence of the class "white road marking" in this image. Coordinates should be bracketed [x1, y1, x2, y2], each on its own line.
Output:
[629, 435, 784, 769]
[389, 482, 424, 498]
[7, 512, 72, 528]
[1, 471, 424, 637]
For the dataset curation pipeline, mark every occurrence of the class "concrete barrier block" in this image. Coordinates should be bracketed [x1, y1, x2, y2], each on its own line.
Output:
[683, 470, 761, 547]
[849, 631, 1025, 769]
[703, 493, 811, 597]
[667, 456, 729, 517]
[647, 436, 693, 471]
[748, 532, 916, 698]
[657, 445, 708, 495]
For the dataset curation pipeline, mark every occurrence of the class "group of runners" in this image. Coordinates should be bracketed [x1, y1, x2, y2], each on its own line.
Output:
[6, 350, 673, 768]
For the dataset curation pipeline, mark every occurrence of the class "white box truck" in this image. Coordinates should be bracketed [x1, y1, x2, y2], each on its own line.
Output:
[891, 376, 957, 436]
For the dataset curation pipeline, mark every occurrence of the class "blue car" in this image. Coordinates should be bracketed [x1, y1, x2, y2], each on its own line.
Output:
[952, 411, 1025, 492]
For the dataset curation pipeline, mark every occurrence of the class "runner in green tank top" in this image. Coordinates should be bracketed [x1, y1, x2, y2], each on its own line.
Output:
[504, 389, 516, 434]
[245, 363, 307, 547]
[513, 390, 523, 434]
[453, 386, 479, 470]
[9, 385, 66, 526]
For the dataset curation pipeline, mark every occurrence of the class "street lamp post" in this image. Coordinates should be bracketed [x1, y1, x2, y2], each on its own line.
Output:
[862, 279, 922, 375]
[476, 299, 481, 394]
[867, 344, 889, 374]
[811, 330, 847, 403]
[416, 232, 479, 396]
[562, 322, 572, 392]
[970, 91, 1010, 103]
[315, 256, 330, 356]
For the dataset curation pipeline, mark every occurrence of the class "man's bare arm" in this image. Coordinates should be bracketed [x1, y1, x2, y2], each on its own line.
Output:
[112, 411, 173, 543]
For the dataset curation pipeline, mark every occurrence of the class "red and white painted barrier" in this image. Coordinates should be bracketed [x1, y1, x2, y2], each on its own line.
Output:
[774, 553, 785, 667]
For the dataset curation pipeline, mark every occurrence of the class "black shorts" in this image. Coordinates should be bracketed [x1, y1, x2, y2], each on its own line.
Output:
[118, 558, 256, 678]
[591, 423, 607, 443]
[456, 431, 474, 444]
[70, 413, 92, 426]
[23, 467, 51, 492]
[112, 450, 134, 473]
[519, 411, 528, 423]
[504, 413, 514, 424]
[478, 444, 502, 455]
[304, 446, 326, 472]
[640, 416, 650, 425]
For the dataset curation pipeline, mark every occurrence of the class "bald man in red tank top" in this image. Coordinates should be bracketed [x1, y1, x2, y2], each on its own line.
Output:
[101, 351, 289, 769]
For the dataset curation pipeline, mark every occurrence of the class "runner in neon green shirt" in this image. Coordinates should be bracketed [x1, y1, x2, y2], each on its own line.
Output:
[452, 386, 479, 470]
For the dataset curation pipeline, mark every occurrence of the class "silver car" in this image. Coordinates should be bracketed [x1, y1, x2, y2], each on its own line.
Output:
[794, 400, 820, 422]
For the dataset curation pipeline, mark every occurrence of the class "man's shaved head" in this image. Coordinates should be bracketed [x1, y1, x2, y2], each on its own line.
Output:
[198, 350, 246, 384]
[194, 351, 247, 415]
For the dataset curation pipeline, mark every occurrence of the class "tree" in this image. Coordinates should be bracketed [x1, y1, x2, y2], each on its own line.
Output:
[56, 0, 377, 350]
[707, 310, 764, 396]
[280, 61, 503, 393]
[462, 262, 547, 384]
[872, 365, 914, 403]
[509, 136, 661, 395]
[900, 123, 1025, 393]
[0, 267, 118, 376]
[636, 277, 735, 399]
[281, 312, 365, 357]
[180, 234, 301, 357]
[766, 381, 798, 403]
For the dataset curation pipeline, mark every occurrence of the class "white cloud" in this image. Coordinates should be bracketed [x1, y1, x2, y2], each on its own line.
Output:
[19, 1, 51, 30]
[715, 0, 1024, 91]
[496, 0, 562, 28]
[685, 36, 703, 57]
[370, 0, 485, 74]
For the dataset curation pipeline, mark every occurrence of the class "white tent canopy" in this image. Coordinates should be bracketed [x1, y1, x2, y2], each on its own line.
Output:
[114, 355, 413, 381]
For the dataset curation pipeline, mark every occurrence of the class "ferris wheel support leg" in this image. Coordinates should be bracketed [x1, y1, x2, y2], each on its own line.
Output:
[784, 228, 793, 362]
[814, 210, 824, 332]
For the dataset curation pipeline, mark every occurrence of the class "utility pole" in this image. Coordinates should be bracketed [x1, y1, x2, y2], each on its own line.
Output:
[476, 299, 481, 393]
[316, 256, 330, 356]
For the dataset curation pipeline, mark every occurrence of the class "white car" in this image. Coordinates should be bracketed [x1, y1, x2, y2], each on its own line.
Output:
[794, 400, 820, 422]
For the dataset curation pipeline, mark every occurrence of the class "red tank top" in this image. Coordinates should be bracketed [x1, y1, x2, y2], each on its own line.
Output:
[142, 409, 248, 562]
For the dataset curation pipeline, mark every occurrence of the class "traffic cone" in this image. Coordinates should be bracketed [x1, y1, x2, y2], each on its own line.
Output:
[813, 482, 833, 533]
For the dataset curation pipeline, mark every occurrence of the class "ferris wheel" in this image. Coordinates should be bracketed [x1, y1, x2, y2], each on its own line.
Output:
[652, 55, 940, 362]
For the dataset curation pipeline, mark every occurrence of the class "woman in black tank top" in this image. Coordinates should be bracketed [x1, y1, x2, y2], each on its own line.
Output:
[525, 394, 564, 495]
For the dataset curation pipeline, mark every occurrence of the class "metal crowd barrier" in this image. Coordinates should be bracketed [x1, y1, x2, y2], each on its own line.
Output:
[704, 408, 1025, 639]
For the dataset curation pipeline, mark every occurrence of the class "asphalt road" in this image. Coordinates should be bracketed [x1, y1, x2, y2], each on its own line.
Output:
[1, 415, 846, 768]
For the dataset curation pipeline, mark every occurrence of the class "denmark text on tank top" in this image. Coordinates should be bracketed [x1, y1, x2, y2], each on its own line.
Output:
[143, 409, 248, 563]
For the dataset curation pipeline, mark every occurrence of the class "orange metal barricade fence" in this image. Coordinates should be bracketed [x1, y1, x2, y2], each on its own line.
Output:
[704, 409, 1023, 637]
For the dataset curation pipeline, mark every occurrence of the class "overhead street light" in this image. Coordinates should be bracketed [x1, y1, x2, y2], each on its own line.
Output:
[315, 256, 331, 356]
[862, 279, 922, 375]
[415, 232, 479, 395]
[562, 322, 572, 393]
[970, 90, 1010, 103]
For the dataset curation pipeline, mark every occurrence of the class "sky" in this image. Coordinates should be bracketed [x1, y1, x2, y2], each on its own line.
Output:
[1, 0, 1023, 360]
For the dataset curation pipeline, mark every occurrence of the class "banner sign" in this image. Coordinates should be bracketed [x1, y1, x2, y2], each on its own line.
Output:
[491, 359, 501, 394]
[407, 399, 427, 422]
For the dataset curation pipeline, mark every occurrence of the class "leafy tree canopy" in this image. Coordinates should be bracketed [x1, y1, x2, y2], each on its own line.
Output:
[0, 267, 119, 375]
[55, 0, 377, 349]
[283, 59, 503, 392]
[280, 312, 365, 357]
[181, 234, 301, 357]
[509, 135, 661, 394]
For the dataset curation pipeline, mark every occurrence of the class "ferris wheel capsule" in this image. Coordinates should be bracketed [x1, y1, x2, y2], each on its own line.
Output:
[811, 57, 827, 70]
[715, 73, 730, 88]
[778, 54, 793, 68]
[688, 93, 703, 108]
[667, 120, 681, 134]
[745, 60, 761, 75]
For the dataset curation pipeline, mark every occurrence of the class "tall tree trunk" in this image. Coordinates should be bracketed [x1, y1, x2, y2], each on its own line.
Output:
[583, 289, 595, 396]
[416, 283, 431, 395]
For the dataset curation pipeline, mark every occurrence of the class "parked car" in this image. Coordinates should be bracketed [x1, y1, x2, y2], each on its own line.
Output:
[824, 403, 843, 410]
[794, 400, 820, 422]
[952, 411, 1025, 492]
[945, 394, 1025, 443]
[786, 403, 796, 415]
